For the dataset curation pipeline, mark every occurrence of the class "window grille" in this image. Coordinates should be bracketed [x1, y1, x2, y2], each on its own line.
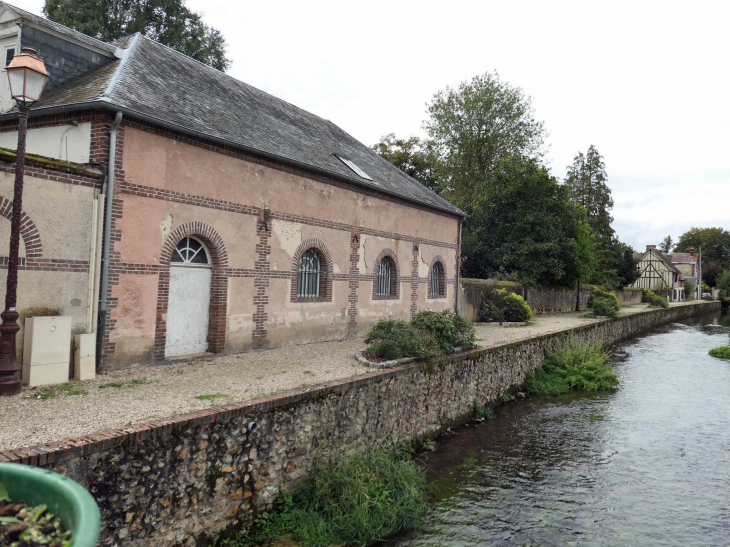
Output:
[171, 237, 210, 265]
[298, 249, 321, 298]
[377, 257, 394, 296]
[431, 262, 444, 296]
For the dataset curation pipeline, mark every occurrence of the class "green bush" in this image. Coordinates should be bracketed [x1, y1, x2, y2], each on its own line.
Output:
[217, 446, 429, 547]
[588, 287, 619, 308]
[642, 288, 657, 303]
[411, 310, 475, 353]
[720, 289, 728, 300]
[478, 300, 504, 322]
[718, 270, 730, 296]
[365, 312, 474, 360]
[648, 294, 669, 309]
[478, 288, 532, 323]
[591, 296, 620, 318]
[474, 401, 495, 420]
[709, 346, 730, 360]
[684, 279, 694, 296]
[523, 338, 618, 395]
[702, 295, 714, 301]
[364, 319, 438, 361]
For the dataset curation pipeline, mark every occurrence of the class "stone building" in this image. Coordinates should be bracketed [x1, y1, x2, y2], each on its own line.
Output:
[0, 3, 464, 370]
[631, 245, 699, 301]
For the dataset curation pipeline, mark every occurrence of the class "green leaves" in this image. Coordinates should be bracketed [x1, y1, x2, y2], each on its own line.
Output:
[0, 482, 8, 501]
[44, 0, 231, 70]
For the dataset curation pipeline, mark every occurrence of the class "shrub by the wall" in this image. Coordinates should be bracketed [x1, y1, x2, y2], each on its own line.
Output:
[642, 288, 657, 303]
[702, 295, 714, 301]
[588, 288, 620, 317]
[364, 320, 438, 361]
[478, 288, 533, 323]
[411, 310, 475, 353]
[365, 312, 474, 360]
[648, 294, 669, 309]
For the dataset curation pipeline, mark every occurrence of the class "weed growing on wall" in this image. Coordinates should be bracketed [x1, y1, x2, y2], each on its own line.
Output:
[474, 401, 495, 420]
[523, 338, 618, 395]
[709, 346, 730, 360]
[215, 445, 429, 547]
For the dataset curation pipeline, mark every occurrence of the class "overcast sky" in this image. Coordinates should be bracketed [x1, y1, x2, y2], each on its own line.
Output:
[22, 0, 730, 250]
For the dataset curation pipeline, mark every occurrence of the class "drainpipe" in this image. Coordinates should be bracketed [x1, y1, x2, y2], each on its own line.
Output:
[96, 111, 123, 373]
[455, 218, 462, 314]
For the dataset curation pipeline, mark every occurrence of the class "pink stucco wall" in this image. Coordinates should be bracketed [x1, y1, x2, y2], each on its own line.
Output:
[106, 125, 460, 367]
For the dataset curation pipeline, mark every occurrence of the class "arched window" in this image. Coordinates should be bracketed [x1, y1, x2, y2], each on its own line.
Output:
[377, 256, 395, 297]
[430, 261, 445, 297]
[171, 237, 210, 265]
[297, 249, 321, 298]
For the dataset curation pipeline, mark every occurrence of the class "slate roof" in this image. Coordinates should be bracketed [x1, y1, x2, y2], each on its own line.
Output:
[1, 2, 118, 56]
[9, 27, 464, 216]
[666, 253, 697, 264]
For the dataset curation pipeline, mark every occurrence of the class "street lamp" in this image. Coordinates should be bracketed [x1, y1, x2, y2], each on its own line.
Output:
[0, 48, 49, 396]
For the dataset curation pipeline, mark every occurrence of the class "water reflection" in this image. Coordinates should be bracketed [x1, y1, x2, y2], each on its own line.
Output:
[394, 312, 730, 547]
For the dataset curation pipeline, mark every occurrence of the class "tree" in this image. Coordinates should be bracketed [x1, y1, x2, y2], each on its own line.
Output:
[564, 145, 614, 245]
[660, 235, 673, 253]
[610, 242, 641, 288]
[44, 0, 230, 71]
[674, 227, 730, 285]
[460, 156, 596, 287]
[424, 71, 546, 212]
[372, 134, 444, 194]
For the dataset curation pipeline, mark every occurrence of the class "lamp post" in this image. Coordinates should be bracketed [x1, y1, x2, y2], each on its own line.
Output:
[0, 48, 49, 396]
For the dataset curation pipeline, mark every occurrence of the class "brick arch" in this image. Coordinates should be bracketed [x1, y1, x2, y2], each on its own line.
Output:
[154, 222, 228, 360]
[291, 238, 333, 302]
[372, 248, 401, 300]
[0, 196, 42, 259]
[427, 255, 447, 298]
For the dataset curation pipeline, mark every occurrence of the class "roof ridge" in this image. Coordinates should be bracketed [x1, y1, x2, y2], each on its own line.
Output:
[103, 33, 142, 99]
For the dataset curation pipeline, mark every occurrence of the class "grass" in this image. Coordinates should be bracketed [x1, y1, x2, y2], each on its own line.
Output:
[194, 393, 231, 404]
[215, 445, 428, 547]
[98, 378, 152, 389]
[33, 382, 88, 400]
[523, 337, 618, 395]
[709, 346, 730, 360]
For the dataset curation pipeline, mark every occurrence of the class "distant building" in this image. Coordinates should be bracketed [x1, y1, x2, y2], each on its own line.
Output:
[631, 245, 701, 301]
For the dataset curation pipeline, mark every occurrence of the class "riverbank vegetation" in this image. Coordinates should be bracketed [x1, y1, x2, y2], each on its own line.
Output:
[216, 445, 428, 547]
[523, 338, 618, 395]
[364, 311, 474, 360]
[709, 346, 730, 360]
[478, 288, 534, 323]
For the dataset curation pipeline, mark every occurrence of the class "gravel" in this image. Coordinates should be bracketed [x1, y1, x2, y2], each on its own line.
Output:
[0, 302, 690, 451]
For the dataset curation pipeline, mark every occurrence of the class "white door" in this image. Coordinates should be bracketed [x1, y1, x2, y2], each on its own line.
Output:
[165, 237, 212, 358]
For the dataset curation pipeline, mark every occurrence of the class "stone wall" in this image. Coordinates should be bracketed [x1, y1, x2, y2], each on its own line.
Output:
[0, 301, 718, 546]
[458, 278, 643, 321]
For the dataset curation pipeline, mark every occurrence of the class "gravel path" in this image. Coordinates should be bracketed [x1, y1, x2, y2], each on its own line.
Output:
[0, 302, 698, 451]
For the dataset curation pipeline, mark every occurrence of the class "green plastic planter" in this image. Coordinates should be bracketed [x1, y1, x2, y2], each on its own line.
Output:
[0, 462, 100, 546]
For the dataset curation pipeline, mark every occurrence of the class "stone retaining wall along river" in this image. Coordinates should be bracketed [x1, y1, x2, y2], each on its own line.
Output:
[0, 301, 718, 546]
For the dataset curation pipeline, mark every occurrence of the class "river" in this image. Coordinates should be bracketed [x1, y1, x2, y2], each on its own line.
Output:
[394, 312, 730, 547]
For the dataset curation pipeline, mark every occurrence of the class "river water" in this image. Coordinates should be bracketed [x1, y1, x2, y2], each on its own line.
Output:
[394, 312, 730, 547]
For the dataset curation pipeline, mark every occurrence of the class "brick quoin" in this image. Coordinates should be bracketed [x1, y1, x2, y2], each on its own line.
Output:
[410, 239, 419, 316]
[252, 210, 271, 349]
[347, 226, 360, 335]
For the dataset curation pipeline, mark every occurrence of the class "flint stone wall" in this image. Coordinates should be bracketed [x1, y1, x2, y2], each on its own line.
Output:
[0, 301, 718, 546]
[458, 278, 643, 320]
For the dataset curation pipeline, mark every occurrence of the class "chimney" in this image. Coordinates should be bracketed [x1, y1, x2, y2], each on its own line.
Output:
[685, 247, 695, 254]
[646, 245, 657, 251]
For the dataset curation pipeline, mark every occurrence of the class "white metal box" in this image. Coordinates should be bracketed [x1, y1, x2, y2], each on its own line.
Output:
[73, 333, 96, 381]
[22, 316, 71, 387]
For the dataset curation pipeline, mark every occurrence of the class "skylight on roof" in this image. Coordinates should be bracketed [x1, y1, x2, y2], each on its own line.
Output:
[335, 155, 373, 181]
